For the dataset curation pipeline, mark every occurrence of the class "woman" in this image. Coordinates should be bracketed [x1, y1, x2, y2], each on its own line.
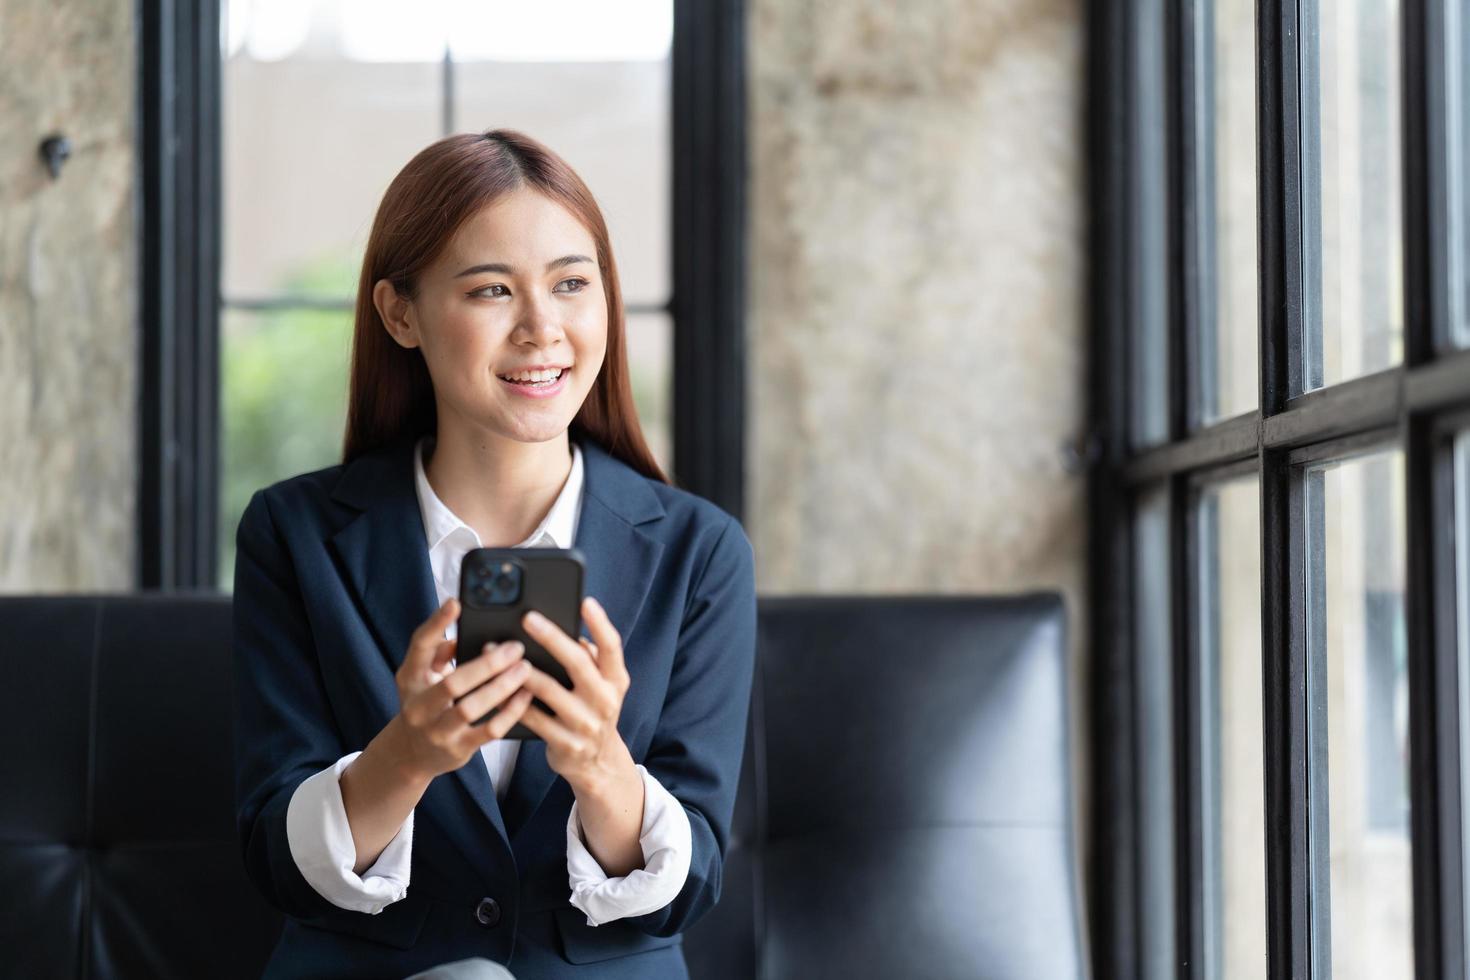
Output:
[232, 130, 756, 980]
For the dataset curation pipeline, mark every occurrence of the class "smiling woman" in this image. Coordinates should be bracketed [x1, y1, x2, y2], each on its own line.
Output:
[231, 129, 756, 980]
[345, 131, 658, 481]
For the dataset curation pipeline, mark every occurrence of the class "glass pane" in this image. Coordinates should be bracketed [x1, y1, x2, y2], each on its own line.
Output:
[1201, 0, 1259, 424]
[1301, 0, 1405, 390]
[1134, 485, 1176, 979]
[626, 310, 671, 479]
[218, 306, 353, 589]
[1462, 6, 1470, 348]
[454, 54, 671, 307]
[1198, 476, 1265, 979]
[1131, 0, 1170, 448]
[223, 0, 442, 301]
[1458, 431, 1470, 932]
[1304, 449, 1411, 978]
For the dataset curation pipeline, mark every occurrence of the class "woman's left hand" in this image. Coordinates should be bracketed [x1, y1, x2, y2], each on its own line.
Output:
[518, 595, 637, 794]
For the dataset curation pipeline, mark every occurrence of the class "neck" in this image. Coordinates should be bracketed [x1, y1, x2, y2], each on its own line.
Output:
[423, 423, 574, 548]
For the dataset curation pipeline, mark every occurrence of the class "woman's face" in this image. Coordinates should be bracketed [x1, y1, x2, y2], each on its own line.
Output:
[380, 187, 609, 446]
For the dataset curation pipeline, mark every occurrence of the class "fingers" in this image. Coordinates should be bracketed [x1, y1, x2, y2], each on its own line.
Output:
[518, 702, 592, 756]
[521, 609, 599, 689]
[478, 689, 536, 741]
[406, 640, 524, 720]
[431, 656, 534, 741]
[580, 596, 630, 693]
[404, 598, 459, 677]
[517, 665, 603, 735]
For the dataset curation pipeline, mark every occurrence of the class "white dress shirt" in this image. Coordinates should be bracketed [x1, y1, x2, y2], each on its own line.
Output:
[285, 434, 692, 927]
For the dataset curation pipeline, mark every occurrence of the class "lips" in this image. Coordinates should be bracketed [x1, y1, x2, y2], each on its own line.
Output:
[496, 366, 570, 399]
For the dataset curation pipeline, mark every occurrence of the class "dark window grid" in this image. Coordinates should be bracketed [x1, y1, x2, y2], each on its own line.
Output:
[1084, 0, 1144, 971]
[1090, 0, 1470, 978]
[140, 0, 222, 590]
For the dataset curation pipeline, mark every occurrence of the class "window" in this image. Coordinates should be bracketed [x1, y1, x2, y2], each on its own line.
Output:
[1197, 473, 1265, 978]
[1305, 450, 1412, 977]
[1199, 0, 1258, 425]
[1299, 0, 1405, 390]
[1459, 430, 1470, 950]
[1091, 0, 1470, 976]
[139, 0, 744, 590]
[1460, 4, 1470, 349]
[217, 0, 675, 587]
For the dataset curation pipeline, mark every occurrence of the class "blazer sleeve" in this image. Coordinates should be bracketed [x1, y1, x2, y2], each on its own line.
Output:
[619, 514, 758, 938]
[231, 488, 408, 929]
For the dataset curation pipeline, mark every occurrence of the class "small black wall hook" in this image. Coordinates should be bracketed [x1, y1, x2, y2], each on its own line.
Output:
[39, 134, 71, 179]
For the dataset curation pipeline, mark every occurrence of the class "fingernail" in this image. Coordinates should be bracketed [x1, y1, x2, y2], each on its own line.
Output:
[507, 641, 525, 656]
[525, 610, 545, 627]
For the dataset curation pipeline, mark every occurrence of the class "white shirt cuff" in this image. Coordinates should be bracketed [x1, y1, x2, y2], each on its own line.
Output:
[285, 750, 414, 914]
[565, 763, 694, 927]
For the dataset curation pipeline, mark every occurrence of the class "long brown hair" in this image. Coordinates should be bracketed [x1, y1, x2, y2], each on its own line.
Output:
[341, 129, 669, 485]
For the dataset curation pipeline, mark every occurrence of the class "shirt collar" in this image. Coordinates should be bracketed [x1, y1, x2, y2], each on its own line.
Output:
[412, 434, 583, 552]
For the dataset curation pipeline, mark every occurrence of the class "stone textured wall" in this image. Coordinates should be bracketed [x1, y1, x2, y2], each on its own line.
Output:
[747, 0, 1086, 608]
[0, 0, 137, 591]
[745, 0, 1089, 942]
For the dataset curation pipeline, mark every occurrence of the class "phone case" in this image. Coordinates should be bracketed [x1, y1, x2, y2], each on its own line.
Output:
[456, 547, 585, 740]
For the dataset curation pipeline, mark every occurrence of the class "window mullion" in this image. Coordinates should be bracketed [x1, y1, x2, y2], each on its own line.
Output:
[1257, 0, 1309, 976]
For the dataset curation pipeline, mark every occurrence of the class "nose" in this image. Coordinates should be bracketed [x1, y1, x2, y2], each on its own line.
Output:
[510, 293, 565, 349]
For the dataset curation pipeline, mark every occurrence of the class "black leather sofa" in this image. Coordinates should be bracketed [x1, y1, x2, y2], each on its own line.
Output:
[0, 592, 1082, 979]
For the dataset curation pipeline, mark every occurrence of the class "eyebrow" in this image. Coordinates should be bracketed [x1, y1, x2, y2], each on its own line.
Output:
[453, 254, 594, 278]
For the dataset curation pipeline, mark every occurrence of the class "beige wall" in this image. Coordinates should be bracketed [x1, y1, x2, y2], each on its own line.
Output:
[744, 0, 1089, 936]
[0, 0, 137, 592]
[746, 0, 1086, 608]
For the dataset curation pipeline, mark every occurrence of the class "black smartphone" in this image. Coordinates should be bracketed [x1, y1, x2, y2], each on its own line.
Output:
[456, 547, 585, 739]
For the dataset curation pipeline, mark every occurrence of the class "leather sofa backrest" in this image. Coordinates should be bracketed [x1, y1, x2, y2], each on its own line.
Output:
[682, 594, 1084, 980]
[0, 592, 1082, 980]
[0, 593, 282, 980]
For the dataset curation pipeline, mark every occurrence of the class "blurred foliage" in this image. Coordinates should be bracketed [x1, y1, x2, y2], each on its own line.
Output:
[218, 255, 357, 589]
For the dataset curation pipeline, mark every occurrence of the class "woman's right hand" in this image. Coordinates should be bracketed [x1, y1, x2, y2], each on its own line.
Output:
[387, 597, 536, 782]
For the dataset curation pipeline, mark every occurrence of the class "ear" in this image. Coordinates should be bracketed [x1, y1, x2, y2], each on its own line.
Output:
[373, 278, 420, 349]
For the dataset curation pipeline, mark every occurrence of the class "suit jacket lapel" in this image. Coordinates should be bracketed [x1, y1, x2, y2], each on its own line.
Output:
[327, 432, 512, 851]
[498, 436, 666, 843]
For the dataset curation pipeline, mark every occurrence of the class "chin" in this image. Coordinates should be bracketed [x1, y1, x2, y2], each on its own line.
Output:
[492, 416, 575, 445]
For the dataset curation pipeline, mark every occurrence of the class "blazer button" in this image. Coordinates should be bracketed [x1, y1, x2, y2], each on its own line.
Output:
[475, 897, 501, 928]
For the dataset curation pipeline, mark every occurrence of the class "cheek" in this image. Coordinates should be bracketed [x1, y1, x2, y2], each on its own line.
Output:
[569, 306, 609, 364]
[426, 308, 496, 365]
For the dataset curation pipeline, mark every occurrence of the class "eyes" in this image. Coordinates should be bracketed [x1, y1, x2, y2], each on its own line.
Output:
[468, 277, 590, 300]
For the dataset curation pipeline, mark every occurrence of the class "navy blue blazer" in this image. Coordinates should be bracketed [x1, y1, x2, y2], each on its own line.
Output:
[231, 431, 757, 979]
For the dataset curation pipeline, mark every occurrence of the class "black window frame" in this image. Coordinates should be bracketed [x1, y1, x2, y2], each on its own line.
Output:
[137, 0, 747, 589]
[1088, 1, 1470, 978]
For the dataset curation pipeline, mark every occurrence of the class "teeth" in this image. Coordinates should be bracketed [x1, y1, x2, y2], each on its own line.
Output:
[499, 368, 564, 383]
